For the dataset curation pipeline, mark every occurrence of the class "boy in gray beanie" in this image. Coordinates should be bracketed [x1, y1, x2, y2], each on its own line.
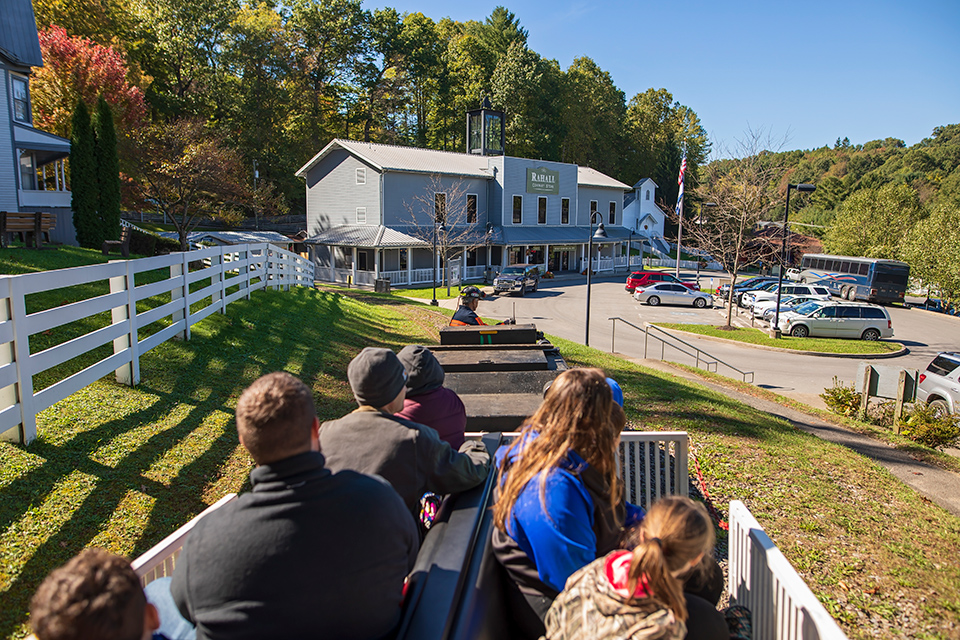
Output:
[320, 347, 491, 518]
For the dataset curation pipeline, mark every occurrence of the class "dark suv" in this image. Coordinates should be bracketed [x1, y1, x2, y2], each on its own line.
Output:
[494, 264, 540, 296]
[625, 271, 699, 293]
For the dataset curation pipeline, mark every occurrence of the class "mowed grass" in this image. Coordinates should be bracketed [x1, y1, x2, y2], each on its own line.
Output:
[656, 323, 903, 355]
[0, 255, 957, 639]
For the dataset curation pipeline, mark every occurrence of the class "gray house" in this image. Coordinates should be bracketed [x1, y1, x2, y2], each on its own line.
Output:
[1, 0, 74, 244]
[296, 139, 639, 286]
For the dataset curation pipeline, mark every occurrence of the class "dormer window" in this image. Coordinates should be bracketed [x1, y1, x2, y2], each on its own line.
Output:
[12, 75, 31, 123]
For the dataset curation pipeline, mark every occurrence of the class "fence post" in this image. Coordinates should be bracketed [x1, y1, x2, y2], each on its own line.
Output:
[181, 251, 192, 340]
[170, 260, 186, 340]
[894, 369, 907, 434]
[859, 365, 873, 421]
[611, 319, 616, 353]
[8, 277, 36, 444]
[243, 246, 252, 300]
[212, 247, 224, 313]
[110, 261, 140, 386]
[0, 279, 20, 443]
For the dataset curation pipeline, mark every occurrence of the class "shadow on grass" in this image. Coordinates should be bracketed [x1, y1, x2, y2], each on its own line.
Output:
[0, 287, 439, 639]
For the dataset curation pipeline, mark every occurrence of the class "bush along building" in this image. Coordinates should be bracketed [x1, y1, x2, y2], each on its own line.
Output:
[297, 99, 669, 287]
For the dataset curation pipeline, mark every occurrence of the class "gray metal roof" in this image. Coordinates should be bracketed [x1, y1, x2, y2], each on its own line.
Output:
[0, 0, 43, 67]
[296, 139, 496, 179]
[577, 167, 631, 190]
[305, 224, 496, 248]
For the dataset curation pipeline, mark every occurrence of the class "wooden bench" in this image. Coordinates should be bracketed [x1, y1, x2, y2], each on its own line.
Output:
[102, 225, 132, 258]
[0, 211, 56, 248]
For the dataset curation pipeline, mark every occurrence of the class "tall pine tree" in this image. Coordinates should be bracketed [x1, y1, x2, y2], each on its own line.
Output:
[94, 96, 121, 242]
[70, 99, 98, 248]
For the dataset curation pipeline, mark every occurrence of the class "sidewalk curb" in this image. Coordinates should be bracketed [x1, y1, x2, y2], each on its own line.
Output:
[652, 324, 909, 359]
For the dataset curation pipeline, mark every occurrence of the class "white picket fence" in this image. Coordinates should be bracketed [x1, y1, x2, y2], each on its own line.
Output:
[729, 500, 848, 640]
[0, 243, 315, 445]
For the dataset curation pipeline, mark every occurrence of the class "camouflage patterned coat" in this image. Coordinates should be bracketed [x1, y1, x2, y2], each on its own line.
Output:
[542, 551, 685, 640]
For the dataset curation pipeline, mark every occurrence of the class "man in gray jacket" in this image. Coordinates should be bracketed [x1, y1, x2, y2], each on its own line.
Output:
[320, 347, 491, 517]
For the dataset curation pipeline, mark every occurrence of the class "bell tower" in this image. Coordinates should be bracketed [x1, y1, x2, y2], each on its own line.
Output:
[465, 97, 505, 156]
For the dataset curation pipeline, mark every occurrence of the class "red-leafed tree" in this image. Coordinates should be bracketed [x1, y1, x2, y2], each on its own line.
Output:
[31, 26, 147, 140]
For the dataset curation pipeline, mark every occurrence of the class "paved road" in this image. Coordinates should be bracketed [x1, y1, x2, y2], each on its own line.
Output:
[459, 271, 960, 411]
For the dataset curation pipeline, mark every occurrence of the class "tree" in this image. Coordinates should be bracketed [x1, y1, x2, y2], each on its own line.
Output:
[400, 176, 489, 294]
[560, 57, 626, 179]
[132, 120, 284, 250]
[824, 183, 923, 260]
[904, 198, 960, 310]
[70, 99, 100, 248]
[31, 26, 147, 140]
[94, 96, 122, 242]
[686, 129, 789, 327]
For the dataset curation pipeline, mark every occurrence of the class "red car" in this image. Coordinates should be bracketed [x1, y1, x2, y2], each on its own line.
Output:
[625, 271, 700, 293]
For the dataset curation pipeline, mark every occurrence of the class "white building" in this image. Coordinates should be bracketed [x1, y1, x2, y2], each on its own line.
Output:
[297, 139, 663, 286]
[622, 178, 671, 255]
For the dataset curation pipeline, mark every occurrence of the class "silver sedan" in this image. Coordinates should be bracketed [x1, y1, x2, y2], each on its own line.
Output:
[634, 283, 713, 308]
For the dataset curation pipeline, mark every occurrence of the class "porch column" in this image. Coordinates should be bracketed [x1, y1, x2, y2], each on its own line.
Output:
[374, 249, 381, 278]
[351, 247, 357, 285]
[329, 247, 335, 282]
[406, 247, 412, 284]
[461, 247, 466, 282]
[544, 244, 550, 271]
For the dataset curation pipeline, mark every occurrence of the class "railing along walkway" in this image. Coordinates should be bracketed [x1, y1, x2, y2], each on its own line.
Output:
[608, 317, 755, 383]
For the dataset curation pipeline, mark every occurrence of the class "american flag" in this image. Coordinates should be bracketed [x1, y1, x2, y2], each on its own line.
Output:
[674, 154, 687, 217]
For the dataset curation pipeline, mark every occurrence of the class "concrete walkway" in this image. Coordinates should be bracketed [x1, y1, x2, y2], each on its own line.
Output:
[635, 358, 960, 517]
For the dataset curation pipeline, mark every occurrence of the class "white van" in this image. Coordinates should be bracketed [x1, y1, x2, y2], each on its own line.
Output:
[775, 301, 893, 340]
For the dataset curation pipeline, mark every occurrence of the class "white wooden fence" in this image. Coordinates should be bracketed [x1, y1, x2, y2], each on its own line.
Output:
[0, 244, 315, 445]
[729, 500, 848, 640]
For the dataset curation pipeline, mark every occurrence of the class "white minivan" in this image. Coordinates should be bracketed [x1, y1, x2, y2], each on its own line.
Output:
[776, 301, 893, 340]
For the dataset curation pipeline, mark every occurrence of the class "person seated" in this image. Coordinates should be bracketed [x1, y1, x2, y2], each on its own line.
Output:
[167, 371, 418, 640]
[29, 548, 165, 640]
[320, 347, 491, 518]
[450, 285, 487, 325]
[396, 344, 467, 449]
[491, 368, 643, 639]
[543, 496, 729, 640]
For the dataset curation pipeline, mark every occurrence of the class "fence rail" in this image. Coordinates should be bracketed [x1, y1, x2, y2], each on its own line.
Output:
[0, 243, 314, 445]
[729, 500, 848, 640]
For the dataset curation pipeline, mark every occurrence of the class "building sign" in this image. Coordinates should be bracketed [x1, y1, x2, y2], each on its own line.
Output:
[551, 245, 578, 252]
[526, 167, 559, 195]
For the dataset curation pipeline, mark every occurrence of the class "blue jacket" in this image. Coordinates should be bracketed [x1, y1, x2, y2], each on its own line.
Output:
[492, 433, 643, 596]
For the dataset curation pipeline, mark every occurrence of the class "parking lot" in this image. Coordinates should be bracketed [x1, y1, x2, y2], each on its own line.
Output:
[464, 272, 960, 411]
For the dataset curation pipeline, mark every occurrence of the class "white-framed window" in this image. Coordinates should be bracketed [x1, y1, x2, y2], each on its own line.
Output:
[609, 201, 616, 225]
[356, 207, 367, 224]
[356, 168, 366, 184]
[435, 193, 446, 223]
[467, 194, 477, 223]
[512, 195, 522, 224]
[538, 197, 547, 224]
[12, 75, 30, 123]
[561, 198, 570, 224]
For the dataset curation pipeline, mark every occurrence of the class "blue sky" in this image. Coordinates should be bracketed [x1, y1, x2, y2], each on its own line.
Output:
[362, 0, 960, 158]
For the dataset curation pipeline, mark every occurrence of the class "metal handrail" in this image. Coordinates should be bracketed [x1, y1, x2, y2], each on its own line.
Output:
[608, 317, 755, 383]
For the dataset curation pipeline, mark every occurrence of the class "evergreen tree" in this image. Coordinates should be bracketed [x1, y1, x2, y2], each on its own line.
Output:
[94, 96, 121, 242]
[70, 99, 98, 248]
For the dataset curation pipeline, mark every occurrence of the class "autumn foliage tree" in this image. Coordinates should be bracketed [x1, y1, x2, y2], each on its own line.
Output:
[31, 26, 146, 140]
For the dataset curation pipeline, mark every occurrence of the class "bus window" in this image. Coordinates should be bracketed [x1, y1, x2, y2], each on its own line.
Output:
[840, 261, 850, 273]
[858, 263, 869, 275]
[816, 259, 825, 269]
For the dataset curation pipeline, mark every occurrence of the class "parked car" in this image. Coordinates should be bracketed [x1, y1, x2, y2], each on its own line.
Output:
[775, 301, 893, 340]
[916, 352, 960, 417]
[494, 264, 540, 296]
[633, 283, 713, 308]
[738, 282, 782, 308]
[717, 276, 779, 305]
[746, 284, 832, 309]
[786, 267, 802, 281]
[625, 270, 699, 293]
[756, 295, 823, 320]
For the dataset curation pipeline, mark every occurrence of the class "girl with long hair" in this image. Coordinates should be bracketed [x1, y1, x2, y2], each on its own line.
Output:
[491, 368, 642, 638]
[543, 496, 722, 640]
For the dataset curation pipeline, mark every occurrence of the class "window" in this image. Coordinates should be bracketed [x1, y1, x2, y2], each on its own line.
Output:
[399, 248, 408, 270]
[840, 261, 850, 273]
[435, 193, 446, 223]
[467, 194, 477, 223]
[858, 263, 869, 275]
[538, 197, 547, 224]
[645, 190, 650, 201]
[609, 202, 616, 224]
[928, 356, 960, 377]
[590, 200, 598, 223]
[838, 307, 861, 318]
[12, 75, 30, 123]
[513, 195, 522, 224]
[861, 307, 886, 319]
[356, 207, 366, 224]
[355, 168, 365, 184]
[561, 198, 570, 224]
[19, 152, 36, 190]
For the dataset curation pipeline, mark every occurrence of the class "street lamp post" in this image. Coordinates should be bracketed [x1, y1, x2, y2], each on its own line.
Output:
[431, 223, 446, 306]
[585, 211, 608, 347]
[773, 184, 816, 336]
[695, 202, 717, 287]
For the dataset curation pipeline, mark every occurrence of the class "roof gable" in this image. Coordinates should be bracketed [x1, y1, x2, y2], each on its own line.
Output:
[296, 139, 495, 180]
[0, 0, 43, 67]
[577, 167, 630, 190]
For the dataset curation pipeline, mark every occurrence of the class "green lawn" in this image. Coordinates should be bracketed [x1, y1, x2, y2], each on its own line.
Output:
[655, 323, 903, 355]
[0, 258, 957, 639]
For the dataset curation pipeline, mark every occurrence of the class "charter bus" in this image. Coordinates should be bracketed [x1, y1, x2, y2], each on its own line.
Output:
[796, 253, 909, 304]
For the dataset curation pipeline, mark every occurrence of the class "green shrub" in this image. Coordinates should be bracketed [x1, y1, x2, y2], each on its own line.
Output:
[820, 376, 862, 417]
[901, 403, 960, 449]
[128, 229, 157, 256]
[155, 236, 181, 254]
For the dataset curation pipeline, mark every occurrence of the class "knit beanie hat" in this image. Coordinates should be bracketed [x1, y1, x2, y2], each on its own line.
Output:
[347, 347, 407, 408]
[397, 345, 445, 396]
